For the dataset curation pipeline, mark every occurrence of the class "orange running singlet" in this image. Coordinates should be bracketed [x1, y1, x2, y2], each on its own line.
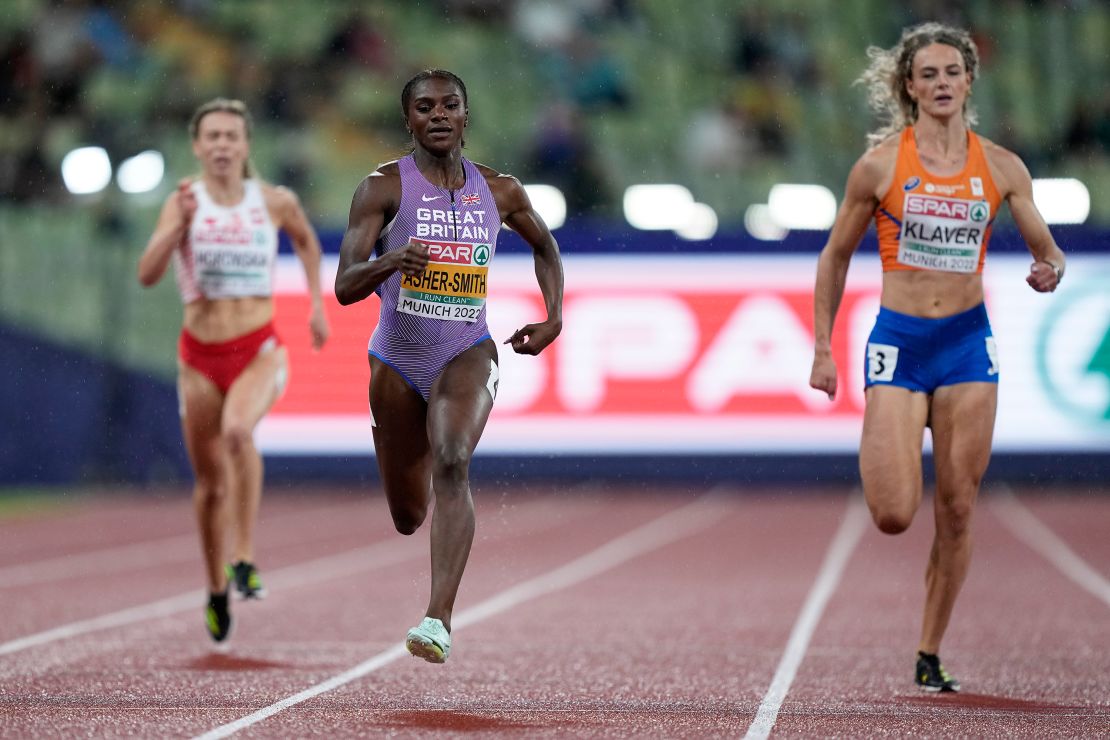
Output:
[875, 127, 1002, 274]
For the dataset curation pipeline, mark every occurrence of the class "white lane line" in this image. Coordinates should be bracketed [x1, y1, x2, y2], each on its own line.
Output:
[744, 495, 869, 740]
[0, 590, 204, 657]
[193, 493, 731, 740]
[0, 537, 414, 658]
[0, 502, 363, 588]
[992, 485, 1110, 609]
[0, 533, 198, 588]
[0, 495, 599, 658]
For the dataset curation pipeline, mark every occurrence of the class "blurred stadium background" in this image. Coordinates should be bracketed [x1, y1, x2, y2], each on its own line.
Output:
[1, 0, 1108, 486]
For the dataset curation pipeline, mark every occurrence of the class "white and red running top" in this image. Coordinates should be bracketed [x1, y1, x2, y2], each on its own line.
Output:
[173, 179, 278, 303]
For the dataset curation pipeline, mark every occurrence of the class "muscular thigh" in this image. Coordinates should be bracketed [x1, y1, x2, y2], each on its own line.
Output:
[178, 363, 225, 481]
[427, 339, 498, 455]
[930, 382, 997, 493]
[370, 356, 432, 499]
[223, 345, 288, 432]
[860, 385, 930, 508]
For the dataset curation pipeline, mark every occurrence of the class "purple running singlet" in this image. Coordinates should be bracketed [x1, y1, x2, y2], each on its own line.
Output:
[368, 155, 499, 399]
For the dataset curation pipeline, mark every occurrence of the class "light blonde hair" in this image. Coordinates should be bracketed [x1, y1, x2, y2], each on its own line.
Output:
[857, 22, 980, 147]
[188, 98, 256, 178]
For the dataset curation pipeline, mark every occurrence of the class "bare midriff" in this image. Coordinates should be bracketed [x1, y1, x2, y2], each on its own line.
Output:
[183, 296, 274, 342]
[880, 270, 984, 318]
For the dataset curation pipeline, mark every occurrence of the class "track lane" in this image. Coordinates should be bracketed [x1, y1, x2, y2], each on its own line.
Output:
[3, 487, 736, 737]
[238, 492, 856, 738]
[2, 485, 1106, 738]
[0, 487, 589, 657]
[773, 489, 1110, 737]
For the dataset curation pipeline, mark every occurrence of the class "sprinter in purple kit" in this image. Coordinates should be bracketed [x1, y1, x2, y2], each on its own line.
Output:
[335, 70, 564, 664]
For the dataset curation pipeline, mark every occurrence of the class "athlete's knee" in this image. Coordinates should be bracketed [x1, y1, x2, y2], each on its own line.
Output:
[936, 493, 975, 538]
[222, 422, 254, 458]
[392, 502, 428, 534]
[193, 476, 224, 507]
[431, 443, 472, 488]
[874, 510, 913, 535]
[867, 498, 915, 534]
[863, 478, 919, 534]
[392, 512, 424, 535]
[387, 494, 428, 535]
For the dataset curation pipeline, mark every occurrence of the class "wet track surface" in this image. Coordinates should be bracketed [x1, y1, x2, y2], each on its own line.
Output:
[0, 484, 1107, 737]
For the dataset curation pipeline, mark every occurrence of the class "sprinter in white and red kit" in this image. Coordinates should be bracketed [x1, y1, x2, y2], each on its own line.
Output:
[138, 98, 330, 645]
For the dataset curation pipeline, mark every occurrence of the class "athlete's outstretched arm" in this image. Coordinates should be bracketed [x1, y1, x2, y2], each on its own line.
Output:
[988, 146, 1065, 293]
[334, 172, 427, 306]
[497, 175, 563, 356]
[810, 153, 884, 400]
[272, 185, 330, 349]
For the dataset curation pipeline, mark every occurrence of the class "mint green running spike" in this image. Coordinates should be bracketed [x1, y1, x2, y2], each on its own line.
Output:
[405, 617, 451, 664]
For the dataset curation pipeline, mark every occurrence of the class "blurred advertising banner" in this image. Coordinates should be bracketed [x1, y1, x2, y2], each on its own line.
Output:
[260, 254, 1110, 455]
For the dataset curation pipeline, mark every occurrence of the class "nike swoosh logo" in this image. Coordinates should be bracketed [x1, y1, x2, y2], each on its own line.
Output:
[422, 194, 443, 202]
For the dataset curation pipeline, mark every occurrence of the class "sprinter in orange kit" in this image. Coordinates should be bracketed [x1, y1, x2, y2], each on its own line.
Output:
[809, 23, 1065, 691]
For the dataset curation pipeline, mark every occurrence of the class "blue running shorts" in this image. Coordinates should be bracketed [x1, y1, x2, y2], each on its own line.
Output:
[863, 303, 999, 393]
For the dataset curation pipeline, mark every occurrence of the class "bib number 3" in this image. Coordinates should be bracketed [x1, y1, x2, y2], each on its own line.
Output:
[867, 343, 899, 382]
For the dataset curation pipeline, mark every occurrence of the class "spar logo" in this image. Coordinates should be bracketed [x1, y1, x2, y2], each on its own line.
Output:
[418, 239, 477, 265]
[473, 244, 491, 266]
[905, 195, 979, 220]
[1036, 275, 1110, 426]
[910, 195, 990, 221]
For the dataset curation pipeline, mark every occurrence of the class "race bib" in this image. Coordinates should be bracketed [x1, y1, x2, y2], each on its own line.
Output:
[397, 238, 490, 322]
[898, 194, 989, 273]
[192, 228, 275, 297]
[867, 342, 899, 382]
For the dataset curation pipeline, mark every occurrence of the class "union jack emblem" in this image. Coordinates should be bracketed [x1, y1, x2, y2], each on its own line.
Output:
[461, 193, 481, 205]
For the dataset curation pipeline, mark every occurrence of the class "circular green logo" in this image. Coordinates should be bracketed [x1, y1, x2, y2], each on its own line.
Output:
[1036, 275, 1110, 426]
[970, 202, 988, 222]
[473, 244, 490, 266]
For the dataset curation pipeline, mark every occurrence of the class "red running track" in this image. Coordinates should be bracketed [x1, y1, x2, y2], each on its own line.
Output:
[0, 483, 1107, 737]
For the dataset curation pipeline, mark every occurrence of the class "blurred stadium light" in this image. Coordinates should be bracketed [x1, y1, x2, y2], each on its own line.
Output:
[523, 184, 567, 230]
[744, 204, 789, 241]
[1032, 178, 1090, 224]
[675, 202, 719, 241]
[623, 184, 717, 239]
[623, 184, 695, 230]
[61, 147, 112, 195]
[117, 151, 165, 195]
[768, 184, 837, 230]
